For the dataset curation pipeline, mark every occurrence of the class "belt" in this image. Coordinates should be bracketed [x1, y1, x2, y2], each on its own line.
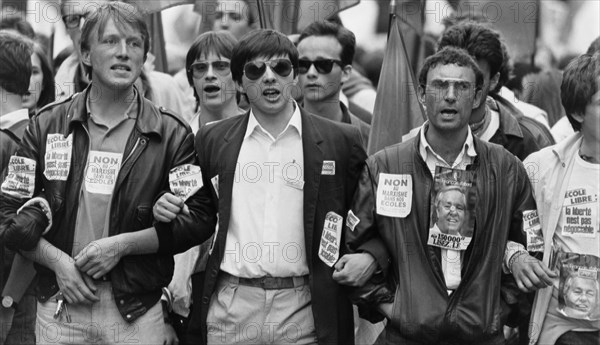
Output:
[220, 271, 309, 290]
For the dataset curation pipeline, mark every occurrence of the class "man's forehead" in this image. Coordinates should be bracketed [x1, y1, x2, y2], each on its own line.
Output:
[97, 19, 142, 39]
[297, 35, 342, 58]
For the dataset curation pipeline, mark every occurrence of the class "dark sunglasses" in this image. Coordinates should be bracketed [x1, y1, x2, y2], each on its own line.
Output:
[243, 59, 294, 80]
[62, 14, 87, 29]
[298, 59, 343, 74]
[189, 61, 231, 79]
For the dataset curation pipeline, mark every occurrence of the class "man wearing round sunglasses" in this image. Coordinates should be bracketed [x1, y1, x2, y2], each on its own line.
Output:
[153, 29, 367, 344]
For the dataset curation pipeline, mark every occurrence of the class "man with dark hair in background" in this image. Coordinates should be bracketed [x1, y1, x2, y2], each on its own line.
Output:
[297, 21, 370, 151]
[0, 29, 37, 345]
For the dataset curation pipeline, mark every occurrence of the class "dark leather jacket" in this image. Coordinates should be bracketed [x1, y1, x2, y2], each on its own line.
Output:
[346, 133, 535, 344]
[0, 87, 205, 322]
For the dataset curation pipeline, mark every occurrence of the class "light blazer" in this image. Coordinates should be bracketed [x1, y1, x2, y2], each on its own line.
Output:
[187, 107, 367, 345]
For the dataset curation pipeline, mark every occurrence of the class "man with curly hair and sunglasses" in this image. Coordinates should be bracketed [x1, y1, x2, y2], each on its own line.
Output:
[153, 29, 367, 344]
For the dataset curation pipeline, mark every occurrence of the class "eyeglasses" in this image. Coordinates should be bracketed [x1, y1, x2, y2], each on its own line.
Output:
[62, 14, 87, 29]
[243, 59, 294, 80]
[298, 59, 343, 74]
[427, 80, 474, 93]
[188, 61, 231, 79]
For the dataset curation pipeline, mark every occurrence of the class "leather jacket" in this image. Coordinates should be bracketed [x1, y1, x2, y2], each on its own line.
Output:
[345, 133, 535, 344]
[0, 87, 204, 322]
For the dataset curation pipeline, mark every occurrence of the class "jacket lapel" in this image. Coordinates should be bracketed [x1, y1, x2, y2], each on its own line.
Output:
[301, 110, 324, 269]
[215, 113, 249, 257]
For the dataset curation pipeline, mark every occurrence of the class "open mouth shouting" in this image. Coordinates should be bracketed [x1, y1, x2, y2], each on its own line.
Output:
[262, 87, 281, 101]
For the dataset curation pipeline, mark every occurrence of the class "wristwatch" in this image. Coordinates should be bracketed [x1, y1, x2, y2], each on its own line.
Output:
[1, 296, 18, 310]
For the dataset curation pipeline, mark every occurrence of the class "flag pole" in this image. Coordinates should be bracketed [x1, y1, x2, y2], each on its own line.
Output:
[531, 0, 540, 67]
[387, 0, 397, 39]
[256, 0, 267, 29]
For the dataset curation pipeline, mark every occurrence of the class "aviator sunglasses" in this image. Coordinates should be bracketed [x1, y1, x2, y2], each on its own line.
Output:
[189, 61, 231, 79]
[243, 59, 294, 80]
[298, 59, 343, 74]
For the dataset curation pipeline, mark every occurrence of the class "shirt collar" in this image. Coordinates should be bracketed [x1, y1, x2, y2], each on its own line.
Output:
[0, 108, 29, 130]
[245, 101, 302, 140]
[85, 88, 138, 121]
[419, 121, 477, 162]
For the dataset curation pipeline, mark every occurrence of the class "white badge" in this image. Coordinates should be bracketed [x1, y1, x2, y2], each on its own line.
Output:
[84, 151, 122, 195]
[169, 164, 203, 201]
[211, 175, 219, 198]
[523, 210, 544, 252]
[376, 173, 412, 218]
[321, 160, 335, 175]
[346, 210, 360, 232]
[561, 189, 598, 238]
[44, 134, 72, 181]
[284, 178, 304, 190]
[1, 156, 36, 198]
[319, 211, 343, 267]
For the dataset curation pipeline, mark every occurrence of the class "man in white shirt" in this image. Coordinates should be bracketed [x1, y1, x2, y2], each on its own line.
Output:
[153, 29, 367, 344]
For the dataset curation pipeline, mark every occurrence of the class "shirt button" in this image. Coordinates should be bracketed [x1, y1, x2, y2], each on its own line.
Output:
[126, 314, 132, 320]
[119, 299, 125, 305]
[202, 297, 209, 304]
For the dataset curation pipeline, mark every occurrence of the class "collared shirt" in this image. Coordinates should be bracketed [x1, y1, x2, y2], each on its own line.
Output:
[72, 92, 137, 256]
[0, 108, 29, 133]
[419, 122, 476, 290]
[221, 103, 308, 278]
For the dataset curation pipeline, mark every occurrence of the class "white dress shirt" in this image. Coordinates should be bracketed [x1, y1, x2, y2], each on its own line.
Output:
[220, 105, 309, 278]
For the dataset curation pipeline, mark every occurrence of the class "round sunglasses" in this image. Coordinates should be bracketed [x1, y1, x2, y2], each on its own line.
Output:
[298, 59, 343, 74]
[243, 59, 294, 80]
[189, 61, 231, 79]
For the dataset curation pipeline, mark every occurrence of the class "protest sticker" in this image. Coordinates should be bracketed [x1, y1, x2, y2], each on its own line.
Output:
[376, 173, 412, 218]
[44, 134, 72, 181]
[211, 175, 219, 198]
[284, 178, 304, 190]
[1, 156, 36, 198]
[556, 252, 600, 321]
[84, 151, 122, 195]
[427, 167, 477, 251]
[169, 164, 203, 201]
[561, 188, 598, 238]
[321, 160, 335, 175]
[523, 210, 544, 252]
[346, 210, 360, 232]
[319, 211, 343, 267]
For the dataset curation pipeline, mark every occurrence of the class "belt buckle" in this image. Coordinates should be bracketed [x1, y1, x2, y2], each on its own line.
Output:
[259, 276, 271, 289]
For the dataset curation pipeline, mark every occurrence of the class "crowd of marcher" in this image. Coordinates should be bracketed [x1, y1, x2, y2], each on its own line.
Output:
[0, 1, 598, 345]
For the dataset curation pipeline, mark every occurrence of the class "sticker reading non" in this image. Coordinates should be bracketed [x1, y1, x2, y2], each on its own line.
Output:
[1, 156, 36, 198]
[319, 211, 343, 267]
[376, 173, 412, 218]
[169, 164, 203, 201]
[44, 134, 72, 181]
[84, 151, 122, 195]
